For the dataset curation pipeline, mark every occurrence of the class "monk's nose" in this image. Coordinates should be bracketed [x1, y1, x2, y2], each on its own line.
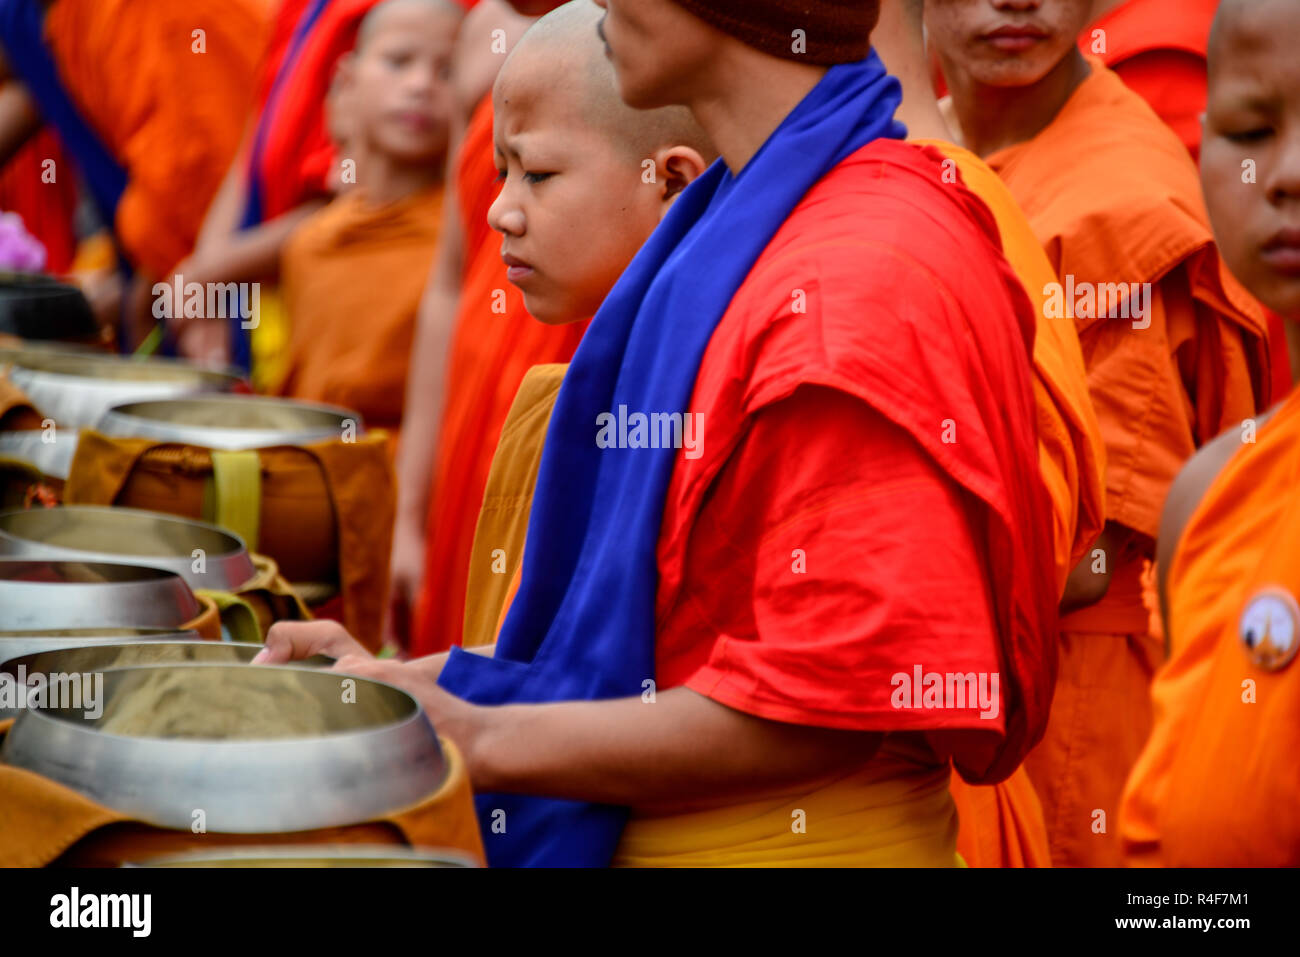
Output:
[488, 191, 525, 236]
[1267, 129, 1300, 206]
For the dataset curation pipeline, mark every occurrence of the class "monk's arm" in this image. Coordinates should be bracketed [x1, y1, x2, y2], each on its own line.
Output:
[386, 112, 469, 640]
[185, 201, 327, 285]
[196, 129, 254, 252]
[1059, 522, 1124, 613]
[466, 688, 882, 810]
[1154, 410, 1277, 648]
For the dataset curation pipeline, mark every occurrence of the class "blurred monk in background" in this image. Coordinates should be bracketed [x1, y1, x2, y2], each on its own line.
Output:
[876, 0, 1106, 868]
[1121, 0, 1300, 867]
[177, 0, 471, 377]
[275, 0, 460, 454]
[0, 0, 267, 347]
[928, 0, 1271, 867]
[1080, 0, 1294, 402]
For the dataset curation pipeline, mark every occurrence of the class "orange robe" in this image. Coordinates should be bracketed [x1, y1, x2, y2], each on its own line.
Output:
[42, 0, 267, 277]
[988, 61, 1271, 867]
[409, 96, 587, 656]
[277, 184, 444, 449]
[920, 141, 1106, 868]
[1079, 0, 1293, 401]
[1120, 386, 1300, 866]
[1079, 0, 1218, 163]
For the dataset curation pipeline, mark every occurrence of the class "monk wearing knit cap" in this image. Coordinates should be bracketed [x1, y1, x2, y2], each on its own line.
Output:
[265, 0, 1060, 868]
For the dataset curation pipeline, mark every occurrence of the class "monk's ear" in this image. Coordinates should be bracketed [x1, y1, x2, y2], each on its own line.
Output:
[653, 146, 709, 216]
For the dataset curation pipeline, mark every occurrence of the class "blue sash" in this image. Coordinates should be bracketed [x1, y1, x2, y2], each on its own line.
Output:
[438, 53, 906, 867]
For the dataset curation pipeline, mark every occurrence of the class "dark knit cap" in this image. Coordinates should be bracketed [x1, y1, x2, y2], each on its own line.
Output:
[671, 1, 880, 65]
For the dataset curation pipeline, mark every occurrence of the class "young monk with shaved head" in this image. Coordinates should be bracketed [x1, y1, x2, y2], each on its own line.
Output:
[275, 0, 459, 453]
[1120, 0, 1300, 867]
[928, 0, 1272, 868]
[265, 0, 1060, 868]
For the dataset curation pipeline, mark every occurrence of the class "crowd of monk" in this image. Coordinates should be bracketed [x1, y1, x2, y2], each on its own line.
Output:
[0, 0, 1296, 867]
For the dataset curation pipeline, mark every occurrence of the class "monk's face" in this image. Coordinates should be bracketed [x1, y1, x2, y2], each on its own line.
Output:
[592, 0, 720, 110]
[925, 0, 1092, 87]
[349, 4, 457, 164]
[1202, 0, 1300, 321]
[489, 55, 668, 324]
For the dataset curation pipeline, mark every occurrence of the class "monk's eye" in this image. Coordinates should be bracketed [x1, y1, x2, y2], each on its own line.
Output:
[1226, 127, 1273, 144]
[523, 171, 554, 185]
[494, 168, 507, 184]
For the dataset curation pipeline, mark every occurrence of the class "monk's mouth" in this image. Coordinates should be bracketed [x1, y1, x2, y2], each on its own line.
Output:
[981, 25, 1050, 53]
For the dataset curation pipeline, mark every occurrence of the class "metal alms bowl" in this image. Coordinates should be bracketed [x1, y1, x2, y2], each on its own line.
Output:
[97, 394, 364, 450]
[0, 429, 78, 480]
[0, 633, 197, 719]
[0, 663, 448, 833]
[0, 628, 196, 669]
[1, 640, 334, 679]
[0, 505, 257, 591]
[0, 350, 242, 429]
[124, 846, 478, 868]
[0, 559, 202, 632]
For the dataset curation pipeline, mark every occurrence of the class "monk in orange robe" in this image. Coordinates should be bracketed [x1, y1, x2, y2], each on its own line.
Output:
[277, 0, 459, 451]
[1121, 0, 1300, 866]
[0, 0, 266, 281]
[929, 0, 1271, 867]
[386, 0, 575, 652]
[1079, 0, 1293, 405]
[877, 0, 1105, 868]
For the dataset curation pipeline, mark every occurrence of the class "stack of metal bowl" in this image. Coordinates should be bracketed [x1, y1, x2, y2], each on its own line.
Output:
[0, 349, 243, 430]
[0, 349, 244, 484]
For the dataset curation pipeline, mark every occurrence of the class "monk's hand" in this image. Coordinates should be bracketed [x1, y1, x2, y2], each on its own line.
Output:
[255, 619, 371, 665]
[327, 656, 487, 773]
[385, 517, 426, 649]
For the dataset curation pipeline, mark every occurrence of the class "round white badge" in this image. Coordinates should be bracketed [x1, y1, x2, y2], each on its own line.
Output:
[1238, 587, 1300, 672]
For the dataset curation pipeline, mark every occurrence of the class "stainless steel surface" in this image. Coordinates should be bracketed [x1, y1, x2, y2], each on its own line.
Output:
[0, 559, 201, 632]
[0, 429, 78, 480]
[124, 846, 478, 868]
[2, 640, 333, 678]
[0, 350, 242, 428]
[0, 506, 256, 591]
[97, 394, 364, 450]
[0, 633, 199, 719]
[0, 629, 196, 668]
[1, 663, 448, 833]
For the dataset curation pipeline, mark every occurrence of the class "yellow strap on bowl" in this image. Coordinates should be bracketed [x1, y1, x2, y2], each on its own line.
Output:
[196, 589, 263, 644]
[209, 449, 261, 550]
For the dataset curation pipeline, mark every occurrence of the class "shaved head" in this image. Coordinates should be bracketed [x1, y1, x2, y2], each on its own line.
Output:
[497, 0, 712, 160]
[355, 0, 463, 53]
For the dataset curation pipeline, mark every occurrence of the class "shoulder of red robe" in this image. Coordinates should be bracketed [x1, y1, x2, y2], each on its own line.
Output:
[706, 138, 1059, 782]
